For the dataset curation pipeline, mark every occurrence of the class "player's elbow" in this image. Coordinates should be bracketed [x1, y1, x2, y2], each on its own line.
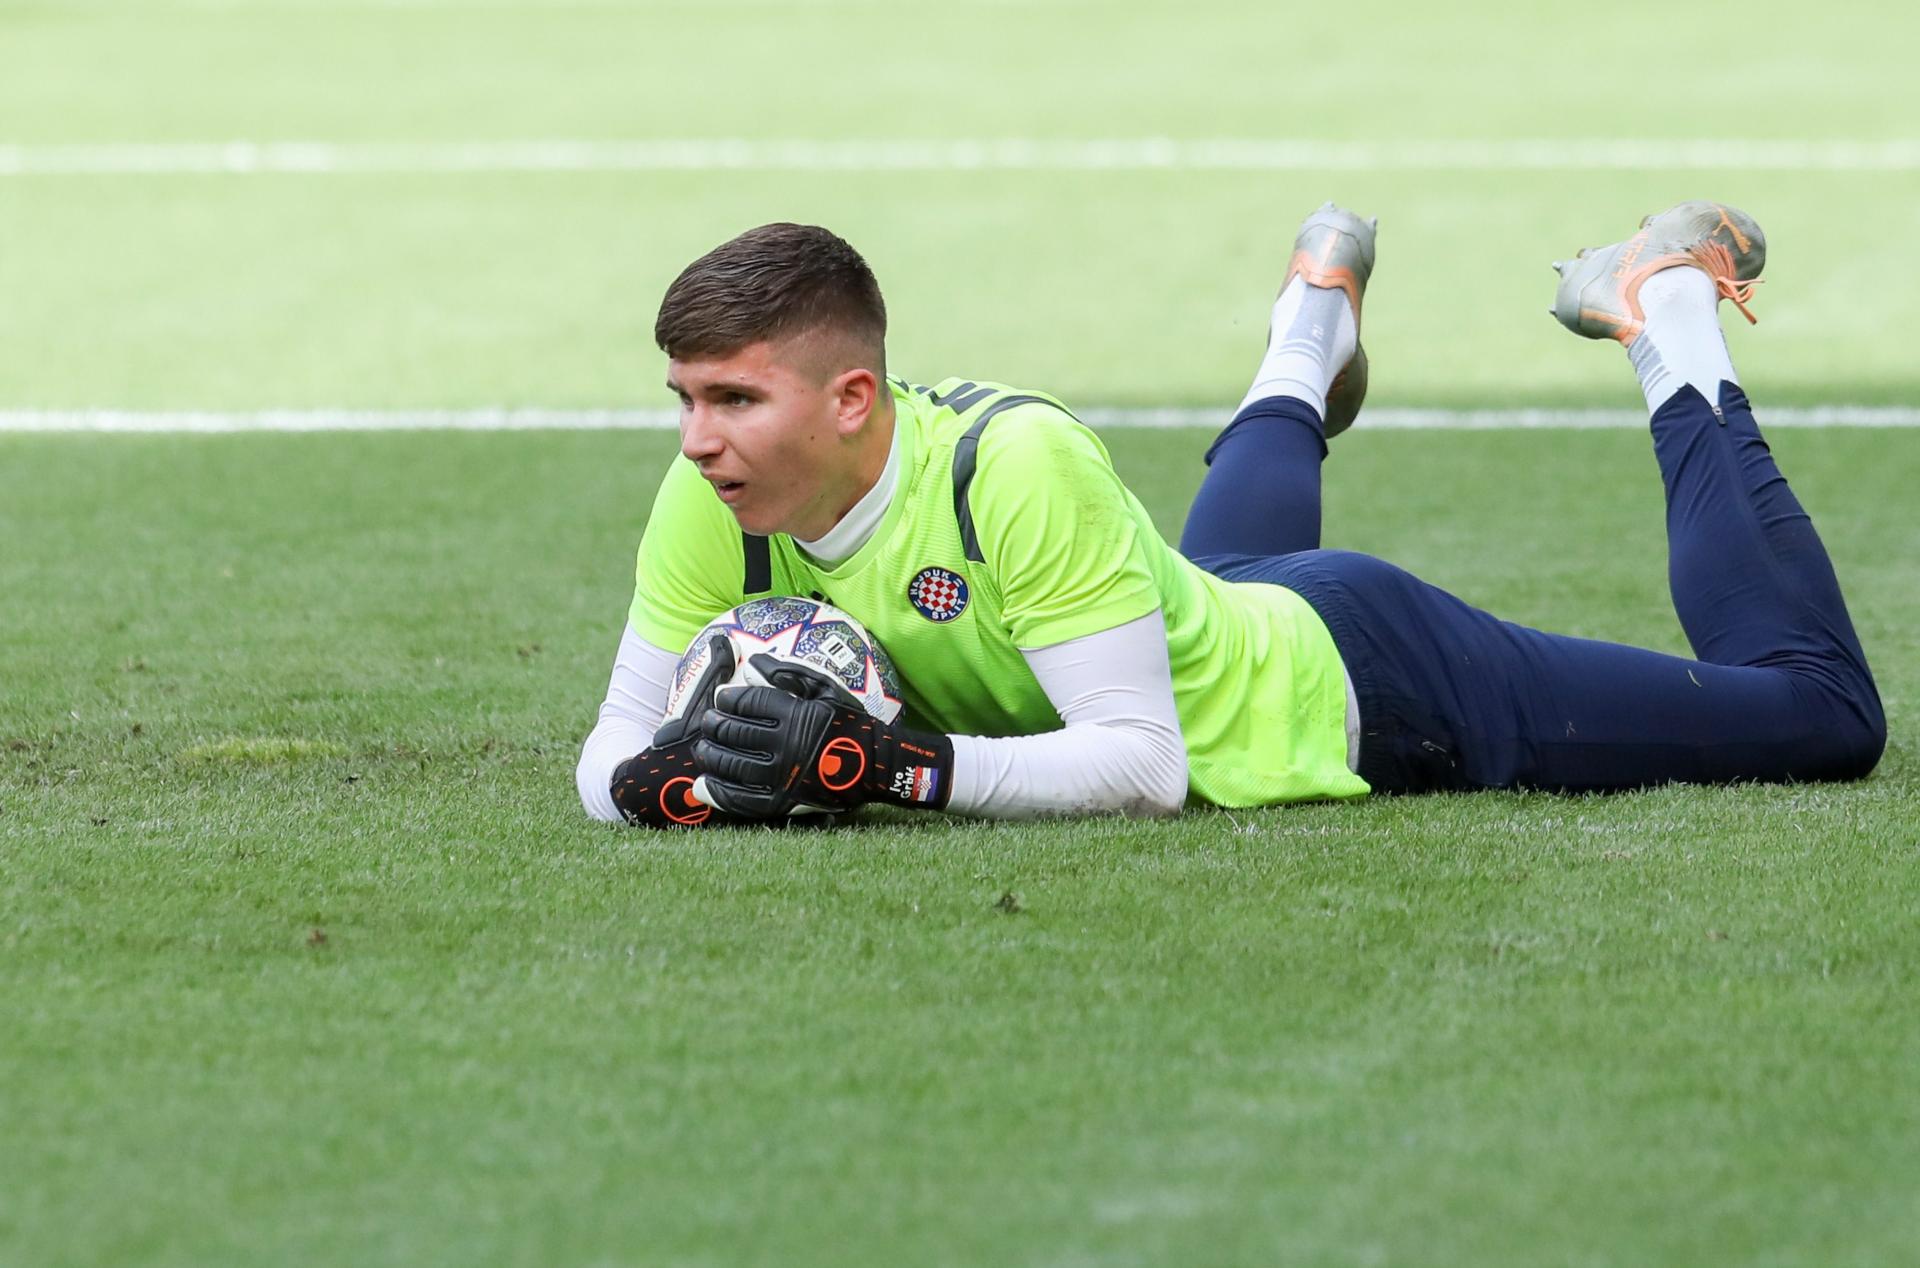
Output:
[1120, 724, 1189, 818]
[1144, 767, 1189, 817]
[1128, 779, 1187, 819]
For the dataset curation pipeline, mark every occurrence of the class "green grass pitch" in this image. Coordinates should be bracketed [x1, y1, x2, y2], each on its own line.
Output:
[4, 1, 1920, 1264]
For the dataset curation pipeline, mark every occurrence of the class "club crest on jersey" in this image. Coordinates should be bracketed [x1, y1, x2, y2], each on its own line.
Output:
[907, 566, 969, 623]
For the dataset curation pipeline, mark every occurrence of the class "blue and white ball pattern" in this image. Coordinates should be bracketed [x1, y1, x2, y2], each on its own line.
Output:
[664, 597, 905, 725]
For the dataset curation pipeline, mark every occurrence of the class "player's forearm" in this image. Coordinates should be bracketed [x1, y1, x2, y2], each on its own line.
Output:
[576, 624, 680, 822]
[945, 611, 1188, 819]
[947, 721, 1187, 818]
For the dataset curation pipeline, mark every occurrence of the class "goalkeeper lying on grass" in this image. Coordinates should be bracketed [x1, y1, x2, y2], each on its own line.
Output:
[578, 203, 1885, 828]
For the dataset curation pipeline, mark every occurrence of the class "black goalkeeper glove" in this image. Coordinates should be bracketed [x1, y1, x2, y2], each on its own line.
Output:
[610, 635, 751, 830]
[692, 653, 955, 817]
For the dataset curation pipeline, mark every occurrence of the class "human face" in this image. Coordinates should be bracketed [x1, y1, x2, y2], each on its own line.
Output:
[668, 339, 881, 539]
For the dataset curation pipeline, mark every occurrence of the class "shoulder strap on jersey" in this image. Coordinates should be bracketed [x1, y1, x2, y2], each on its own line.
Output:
[742, 532, 772, 595]
[922, 380, 997, 415]
[951, 393, 1077, 563]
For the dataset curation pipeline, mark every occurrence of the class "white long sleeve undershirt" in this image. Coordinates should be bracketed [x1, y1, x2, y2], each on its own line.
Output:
[946, 611, 1187, 817]
[576, 625, 678, 822]
[574, 611, 1189, 823]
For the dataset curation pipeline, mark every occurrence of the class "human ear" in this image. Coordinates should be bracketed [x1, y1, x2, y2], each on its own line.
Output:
[831, 368, 880, 435]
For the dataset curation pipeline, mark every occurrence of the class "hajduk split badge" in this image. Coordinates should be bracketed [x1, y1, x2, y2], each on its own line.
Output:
[908, 566, 969, 623]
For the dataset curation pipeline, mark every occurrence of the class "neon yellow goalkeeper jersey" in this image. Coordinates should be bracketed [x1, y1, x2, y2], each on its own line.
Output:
[629, 377, 1369, 807]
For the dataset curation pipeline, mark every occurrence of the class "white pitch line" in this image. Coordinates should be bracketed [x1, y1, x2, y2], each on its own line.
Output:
[6, 138, 1920, 175]
[5, 406, 1920, 434]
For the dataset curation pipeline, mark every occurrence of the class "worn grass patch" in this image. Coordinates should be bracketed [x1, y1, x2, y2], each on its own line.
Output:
[178, 736, 348, 765]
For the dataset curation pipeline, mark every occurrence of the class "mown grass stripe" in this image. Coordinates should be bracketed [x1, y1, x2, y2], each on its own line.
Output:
[5, 406, 1919, 433]
[5, 138, 1920, 175]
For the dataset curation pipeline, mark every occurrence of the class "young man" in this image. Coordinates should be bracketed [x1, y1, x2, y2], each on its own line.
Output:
[577, 203, 1885, 828]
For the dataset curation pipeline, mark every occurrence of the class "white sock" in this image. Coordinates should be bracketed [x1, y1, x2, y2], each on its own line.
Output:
[1627, 266, 1738, 411]
[1237, 276, 1357, 422]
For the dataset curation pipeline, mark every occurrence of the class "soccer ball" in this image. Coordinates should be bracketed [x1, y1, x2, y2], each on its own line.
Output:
[664, 596, 905, 726]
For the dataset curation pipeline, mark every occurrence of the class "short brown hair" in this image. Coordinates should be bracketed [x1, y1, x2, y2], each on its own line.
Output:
[654, 223, 887, 378]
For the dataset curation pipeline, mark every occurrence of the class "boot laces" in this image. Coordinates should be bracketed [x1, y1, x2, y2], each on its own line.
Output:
[1689, 239, 1762, 325]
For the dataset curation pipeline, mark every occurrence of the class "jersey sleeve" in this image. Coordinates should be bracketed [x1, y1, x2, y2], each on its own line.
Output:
[969, 405, 1162, 649]
[628, 456, 749, 654]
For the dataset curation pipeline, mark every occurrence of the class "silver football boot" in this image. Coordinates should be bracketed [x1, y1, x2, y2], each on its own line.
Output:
[1552, 200, 1766, 344]
[1280, 201, 1377, 437]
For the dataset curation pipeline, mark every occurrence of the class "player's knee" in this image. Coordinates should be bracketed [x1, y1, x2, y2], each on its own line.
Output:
[1835, 703, 1888, 781]
[1813, 690, 1886, 782]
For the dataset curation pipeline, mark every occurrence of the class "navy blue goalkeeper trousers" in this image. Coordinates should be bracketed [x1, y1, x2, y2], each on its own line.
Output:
[1179, 384, 1886, 794]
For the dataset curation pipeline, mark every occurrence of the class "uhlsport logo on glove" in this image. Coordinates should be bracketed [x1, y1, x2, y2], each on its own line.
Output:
[908, 567, 969, 623]
[658, 776, 711, 826]
[817, 737, 867, 791]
